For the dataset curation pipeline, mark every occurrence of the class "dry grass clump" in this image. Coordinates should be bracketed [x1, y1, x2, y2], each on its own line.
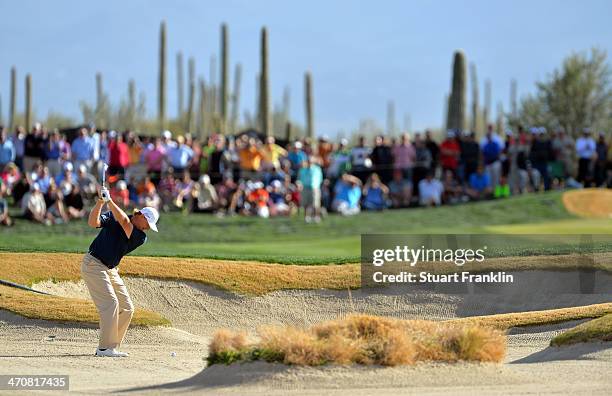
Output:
[207, 314, 506, 366]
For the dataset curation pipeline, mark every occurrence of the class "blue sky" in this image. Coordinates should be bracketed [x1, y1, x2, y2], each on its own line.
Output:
[1, 0, 611, 134]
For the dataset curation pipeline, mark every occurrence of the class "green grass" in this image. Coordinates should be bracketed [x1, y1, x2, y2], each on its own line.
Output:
[551, 314, 612, 346]
[1, 191, 610, 264]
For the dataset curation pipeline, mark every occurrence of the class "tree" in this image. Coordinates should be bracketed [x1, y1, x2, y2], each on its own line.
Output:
[519, 48, 612, 136]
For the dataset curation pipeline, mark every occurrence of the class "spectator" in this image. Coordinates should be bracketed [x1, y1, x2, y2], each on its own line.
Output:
[551, 129, 574, 182]
[595, 133, 608, 187]
[216, 176, 238, 215]
[424, 130, 440, 172]
[71, 127, 95, 173]
[44, 182, 69, 223]
[388, 169, 412, 208]
[481, 126, 502, 188]
[350, 136, 372, 183]
[63, 183, 86, 219]
[412, 133, 432, 196]
[55, 161, 76, 186]
[175, 171, 195, 210]
[0, 180, 13, 226]
[459, 131, 480, 184]
[370, 135, 394, 184]
[145, 138, 167, 182]
[575, 128, 597, 185]
[529, 127, 553, 190]
[418, 170, 444, 207]
[206, 135, 228, 184]
[45, 130, 63, 177]
[494, 175, 511, 199]
[332, 173, 362, 216]
[239, 137, 265, 179]
[1, 162, 21, 196]
[23, 123, 44, 173]
[108, 131, 130, 176]
[392, 133, 416, 182]
[261, 136, 287, 171]
[10, 126, 25, 170]
[21, 182, 50, 225]
[76, 164, 97, 199]
[327, 139, 352, 181]
[110, 180, 130, 208]
[268, 179, 290, 216]
[362, 173, 389, 211]
[297, 155, 323, 222]
[317, 136, 333, 170]
[442, 169, 463, 204]
[158, 171, 177, 211]
[192, 174, 218, 213]
[439, 130, 461, 176]
[0, 127, 16, 169]
[246, 181, 270, 218]
[287, 141, 307, 180]
[467, 164, 493, 200]
[169, 135, 194, 175]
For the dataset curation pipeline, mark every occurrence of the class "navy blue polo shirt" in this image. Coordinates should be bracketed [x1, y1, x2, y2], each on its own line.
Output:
[88, 211, 147, 269]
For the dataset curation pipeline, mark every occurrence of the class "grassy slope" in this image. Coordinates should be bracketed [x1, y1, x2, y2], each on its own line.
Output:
[551, 314, 612, 346]
[3, 191, 610, 264]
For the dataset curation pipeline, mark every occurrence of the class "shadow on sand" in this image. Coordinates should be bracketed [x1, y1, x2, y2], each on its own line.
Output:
[511, 341, 611, 364]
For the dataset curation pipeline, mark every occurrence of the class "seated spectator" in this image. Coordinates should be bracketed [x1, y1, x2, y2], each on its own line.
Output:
[418, 171, 444, 206]
[388, 169, 412, 208]
[110, 180, 130, 208]
[63, 184, 87, 219]
[175, 171, 195, 210]
[268, 180, 290, 216]
[44, 182, 69, 223]
[76, 164, 97, 199]
[467, 165, 493, 200]
[0, 181, 13, 226]
[246, 181, 270, 218]
[21, 182, 50, 225]
[55, 161, 76, 186]
[192, 174, 218, 213]
[442, 169, 463, 204]
[263, 164, 287, 187]
[494, 175, 511, 199]
[362, 173, 389, 211]
[216, 176, 238, 215]
[158, 170, 177, 211]
[1, 162, 21, 195]
[332, 173, 362, 216]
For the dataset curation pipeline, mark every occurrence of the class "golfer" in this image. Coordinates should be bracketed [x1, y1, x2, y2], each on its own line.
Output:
[82, 186, 159, 357]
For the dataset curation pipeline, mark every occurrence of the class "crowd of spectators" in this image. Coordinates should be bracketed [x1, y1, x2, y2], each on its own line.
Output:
[0, 122, 610, 226]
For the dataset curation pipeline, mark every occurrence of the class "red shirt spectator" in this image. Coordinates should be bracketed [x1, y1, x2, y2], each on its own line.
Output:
[440, 136, 461, 171]
[109, 135, 130, 169]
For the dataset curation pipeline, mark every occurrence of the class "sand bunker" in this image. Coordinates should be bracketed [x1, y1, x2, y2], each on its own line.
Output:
[562, 188, 612, 218]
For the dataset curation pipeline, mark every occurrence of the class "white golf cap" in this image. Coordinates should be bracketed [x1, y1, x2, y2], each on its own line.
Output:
[139, 207, 159, 232]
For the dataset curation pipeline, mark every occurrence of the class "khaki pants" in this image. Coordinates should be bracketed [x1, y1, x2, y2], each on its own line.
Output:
[81, 253, 134, 349]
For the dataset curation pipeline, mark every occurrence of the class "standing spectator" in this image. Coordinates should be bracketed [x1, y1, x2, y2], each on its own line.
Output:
[23, 123, 45, 173]
[297, 156, 323, 223]
[424, 130, 440, 173]
[595, 133, 608, 187]
[332, 174, 362, 216]
[145, 138, 167, 183]
[551, 129, 575, 182]
[494, 175, 511, 199]
[392, 133, 416, 183]
[10, 126, 25, 170]
[317, 136, 333, 170]
[238, 137, 265, 180]
[45, 130, 63, 177]
[412, 133, 432, 197]
[0, 127, 16, 169]
[168, 135, 194, 175]
[108, 131, 130, 176]
[388, 169, 412, 208]
[418, 171, 444, 207]
[327, 139, 352, 181]
[439, 130, 461, 176]
[287, 141, 307, 180]
[529, 128, 553, 190]
[362, 173, 389, 211]
[467, 164, 493, 200]
[261, 136, 287, 171]
[370, 135, 394, 184]
[71, 127, 95, 173]
[459, 131, 480, 184]
[350, 136, 372, 183]
[481, 128, 502, 188]
[575, 128, 597, 185]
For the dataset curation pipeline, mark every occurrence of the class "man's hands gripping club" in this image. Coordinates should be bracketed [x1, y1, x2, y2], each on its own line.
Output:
[87, 184, 134, 238]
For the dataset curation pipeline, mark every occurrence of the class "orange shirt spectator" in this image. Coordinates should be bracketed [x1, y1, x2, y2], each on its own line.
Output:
[239, 145, 264, 171]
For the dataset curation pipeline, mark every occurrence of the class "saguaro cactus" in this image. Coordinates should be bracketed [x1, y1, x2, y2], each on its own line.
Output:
[470, 63, 479, 133]
[304, 71, 314, 141]
[177, 52, 184, 117]
[510, 79, 517, 119]
[25, 74, 32, 131]
[446, 50, 467, 132]
[9, 67, 16, 131]
[259, 27, 271, 136]
[285, 121, 293, 142]
[483, 79, 491, 127]
[198, 79, 206, 137]
[158, 21, 167, 132]
[220, 23, 229, 134]
[386, 100, 395, 136]
[496, 102, 504, 135]
[187, 57, 196, 133]
[230, 63, 242, 134]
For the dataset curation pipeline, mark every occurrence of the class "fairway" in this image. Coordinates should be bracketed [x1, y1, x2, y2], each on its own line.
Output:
[3, 191, 608, 264]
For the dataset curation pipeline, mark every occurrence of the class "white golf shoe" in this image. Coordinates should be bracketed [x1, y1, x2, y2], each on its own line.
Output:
[95, 348, 129, 357]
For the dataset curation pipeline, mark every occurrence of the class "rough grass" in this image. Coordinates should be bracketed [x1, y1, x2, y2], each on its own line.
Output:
[550, 314, 612, 346]
[450, 303, 612, 329]
[0, 284, 170, 326]
[207, 314, 506, 366]
[562, 188, 612, 219]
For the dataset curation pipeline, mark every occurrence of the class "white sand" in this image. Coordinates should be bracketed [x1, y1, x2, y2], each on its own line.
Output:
[0, 274, 609, 394]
